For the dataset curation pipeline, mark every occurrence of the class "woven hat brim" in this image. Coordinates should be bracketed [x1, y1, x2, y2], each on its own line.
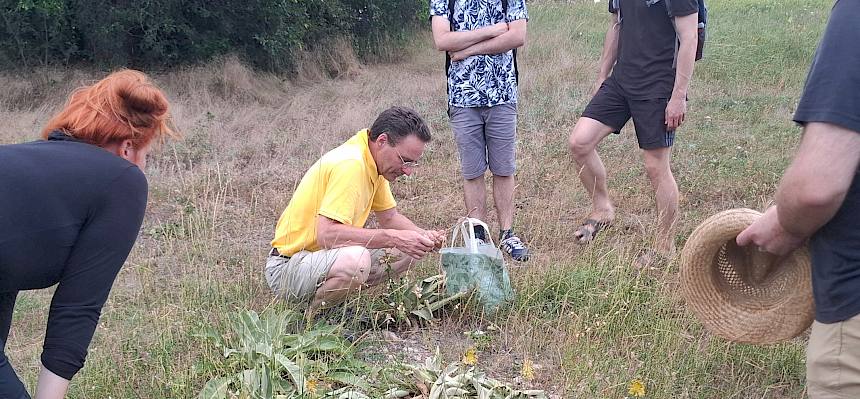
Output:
[680, 208, 814, 344]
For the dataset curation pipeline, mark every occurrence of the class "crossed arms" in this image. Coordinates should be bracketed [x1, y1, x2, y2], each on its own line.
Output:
[430, 16, 527, 61]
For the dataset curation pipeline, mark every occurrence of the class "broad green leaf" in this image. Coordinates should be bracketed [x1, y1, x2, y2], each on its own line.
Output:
[422, 275, 443, 284]
[316, 336, 344, 352]
[337, 357, 369, 372]
[428, 291, 469, 311]
[261, 364, 273, 399]
[323, 386, 351, 398]
[197, 377, 230, 399]
[239, 369, 259, 390]
[271, 375, 296, 394]
[410, 307, 432, 321]
[428, 383, 443, 399]
[237, 311, 262, 347]
[255, 342, 274, 358]
[195, 325, 226, 348]
[274, 353, 305, 388]
[327, 372, 370, 391]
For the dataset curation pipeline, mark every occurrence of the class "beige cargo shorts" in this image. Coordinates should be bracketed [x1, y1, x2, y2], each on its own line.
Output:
[807, 314, 860, 398]
[264, 247, 385, 304]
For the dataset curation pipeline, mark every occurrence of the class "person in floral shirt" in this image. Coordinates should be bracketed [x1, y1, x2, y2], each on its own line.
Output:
[429, 0, 530, 261]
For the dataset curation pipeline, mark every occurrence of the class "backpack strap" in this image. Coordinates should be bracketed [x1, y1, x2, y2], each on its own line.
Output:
[502, 0, 519, 85]
[445, 0, 455, 99]
[664, 0, 681, 68]
[610, 0, 622, 22]
[665, 0, 706, 64]
[696, 0, 706, 60]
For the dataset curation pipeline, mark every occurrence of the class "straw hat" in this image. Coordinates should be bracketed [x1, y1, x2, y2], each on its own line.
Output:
[680, 208, 814, 344]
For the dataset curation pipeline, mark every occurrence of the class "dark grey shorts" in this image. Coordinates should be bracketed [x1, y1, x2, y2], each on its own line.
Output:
[582, 76, 676, 150]
[449, 103, 518, 180]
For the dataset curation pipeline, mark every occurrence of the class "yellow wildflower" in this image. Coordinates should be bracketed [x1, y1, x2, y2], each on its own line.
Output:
[305, 379, 318, 394]
[521, 359, 535, 381]
[628, 379, 646, 397]
[462, 347, 478, 365]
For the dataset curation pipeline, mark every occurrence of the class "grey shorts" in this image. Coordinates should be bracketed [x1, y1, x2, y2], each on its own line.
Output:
[449, 103, 518, 180]
[264, 247, 385, 304]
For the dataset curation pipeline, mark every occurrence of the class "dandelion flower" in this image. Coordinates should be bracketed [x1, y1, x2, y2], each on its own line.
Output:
[628, 379, 646, 397]
[521, 359, 535, 381]
[305, 379, 318, 394]
[462, 347, 478, 365]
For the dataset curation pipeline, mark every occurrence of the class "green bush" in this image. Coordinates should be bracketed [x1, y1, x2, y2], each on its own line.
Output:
[0, 0, 426, 71]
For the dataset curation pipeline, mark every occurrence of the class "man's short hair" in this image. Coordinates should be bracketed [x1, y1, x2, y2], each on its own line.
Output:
[369, 106, 431, 145]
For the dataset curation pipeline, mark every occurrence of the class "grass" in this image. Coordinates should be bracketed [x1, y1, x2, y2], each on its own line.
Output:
[0, 0, 832, 397]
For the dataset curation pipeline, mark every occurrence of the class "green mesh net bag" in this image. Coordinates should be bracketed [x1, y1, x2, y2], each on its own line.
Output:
[440, 218, 514, 313]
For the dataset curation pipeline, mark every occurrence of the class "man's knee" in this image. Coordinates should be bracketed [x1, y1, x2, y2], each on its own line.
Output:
[569, 135, 594, 160]
[569, 120, 604, 159]
[644, 161, 668, 181]
[329, 247, 373, 286]
[643, 151, 672, 181]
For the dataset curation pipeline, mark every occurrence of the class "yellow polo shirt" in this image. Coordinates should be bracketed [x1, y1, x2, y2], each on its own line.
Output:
[271, 129, 397, 256]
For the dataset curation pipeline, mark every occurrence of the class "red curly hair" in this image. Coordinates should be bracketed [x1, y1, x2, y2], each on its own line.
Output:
[42, 69, 177, 147]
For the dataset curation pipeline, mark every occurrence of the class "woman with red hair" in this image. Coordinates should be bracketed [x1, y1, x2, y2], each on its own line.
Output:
[0, 70, 178, 398]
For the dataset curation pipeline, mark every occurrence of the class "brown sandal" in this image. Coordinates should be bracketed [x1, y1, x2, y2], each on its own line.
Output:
[573, 219, 611, 244]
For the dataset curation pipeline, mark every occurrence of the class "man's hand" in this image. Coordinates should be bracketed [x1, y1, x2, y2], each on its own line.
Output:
[394, 230, 436, 259]
[665, 96, 687, 130]
[449, 49, 470, 62]
[422, 229, 447, 250]
[736, 206, 806, 256]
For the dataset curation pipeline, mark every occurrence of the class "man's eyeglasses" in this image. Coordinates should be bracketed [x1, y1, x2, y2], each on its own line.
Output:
[393, 146, 420, 169]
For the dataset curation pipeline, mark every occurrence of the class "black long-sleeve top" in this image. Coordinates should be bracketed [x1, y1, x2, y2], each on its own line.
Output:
[0, 132, 147, 383]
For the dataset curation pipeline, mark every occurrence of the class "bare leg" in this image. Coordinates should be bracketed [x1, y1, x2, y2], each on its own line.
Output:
[308, 247, 372, 315]
[492, 175, 515, 231]
[464, 175, 488, 221]
[642, 147, 679, 255]
[568, 117, 617, 239]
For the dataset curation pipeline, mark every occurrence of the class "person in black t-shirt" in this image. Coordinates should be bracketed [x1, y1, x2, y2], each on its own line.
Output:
[737, 1, 860, 397]
[0, 70, 177, 398]
[567, 0, 699, 267]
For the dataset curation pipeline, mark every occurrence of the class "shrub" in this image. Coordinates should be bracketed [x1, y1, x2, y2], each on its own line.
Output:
[0, 0, 426, 72]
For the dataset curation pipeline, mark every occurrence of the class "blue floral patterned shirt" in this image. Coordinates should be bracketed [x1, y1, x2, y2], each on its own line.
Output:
[430, 0, 528, 108]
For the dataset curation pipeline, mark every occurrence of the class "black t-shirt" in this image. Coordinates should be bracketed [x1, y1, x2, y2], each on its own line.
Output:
[793, 0, 860, 324]
[0, 132, 148, 381]
[609, 0, 698, 99]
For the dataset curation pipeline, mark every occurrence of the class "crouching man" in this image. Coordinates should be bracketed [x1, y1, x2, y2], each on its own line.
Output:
[267, 106, 445, 316]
